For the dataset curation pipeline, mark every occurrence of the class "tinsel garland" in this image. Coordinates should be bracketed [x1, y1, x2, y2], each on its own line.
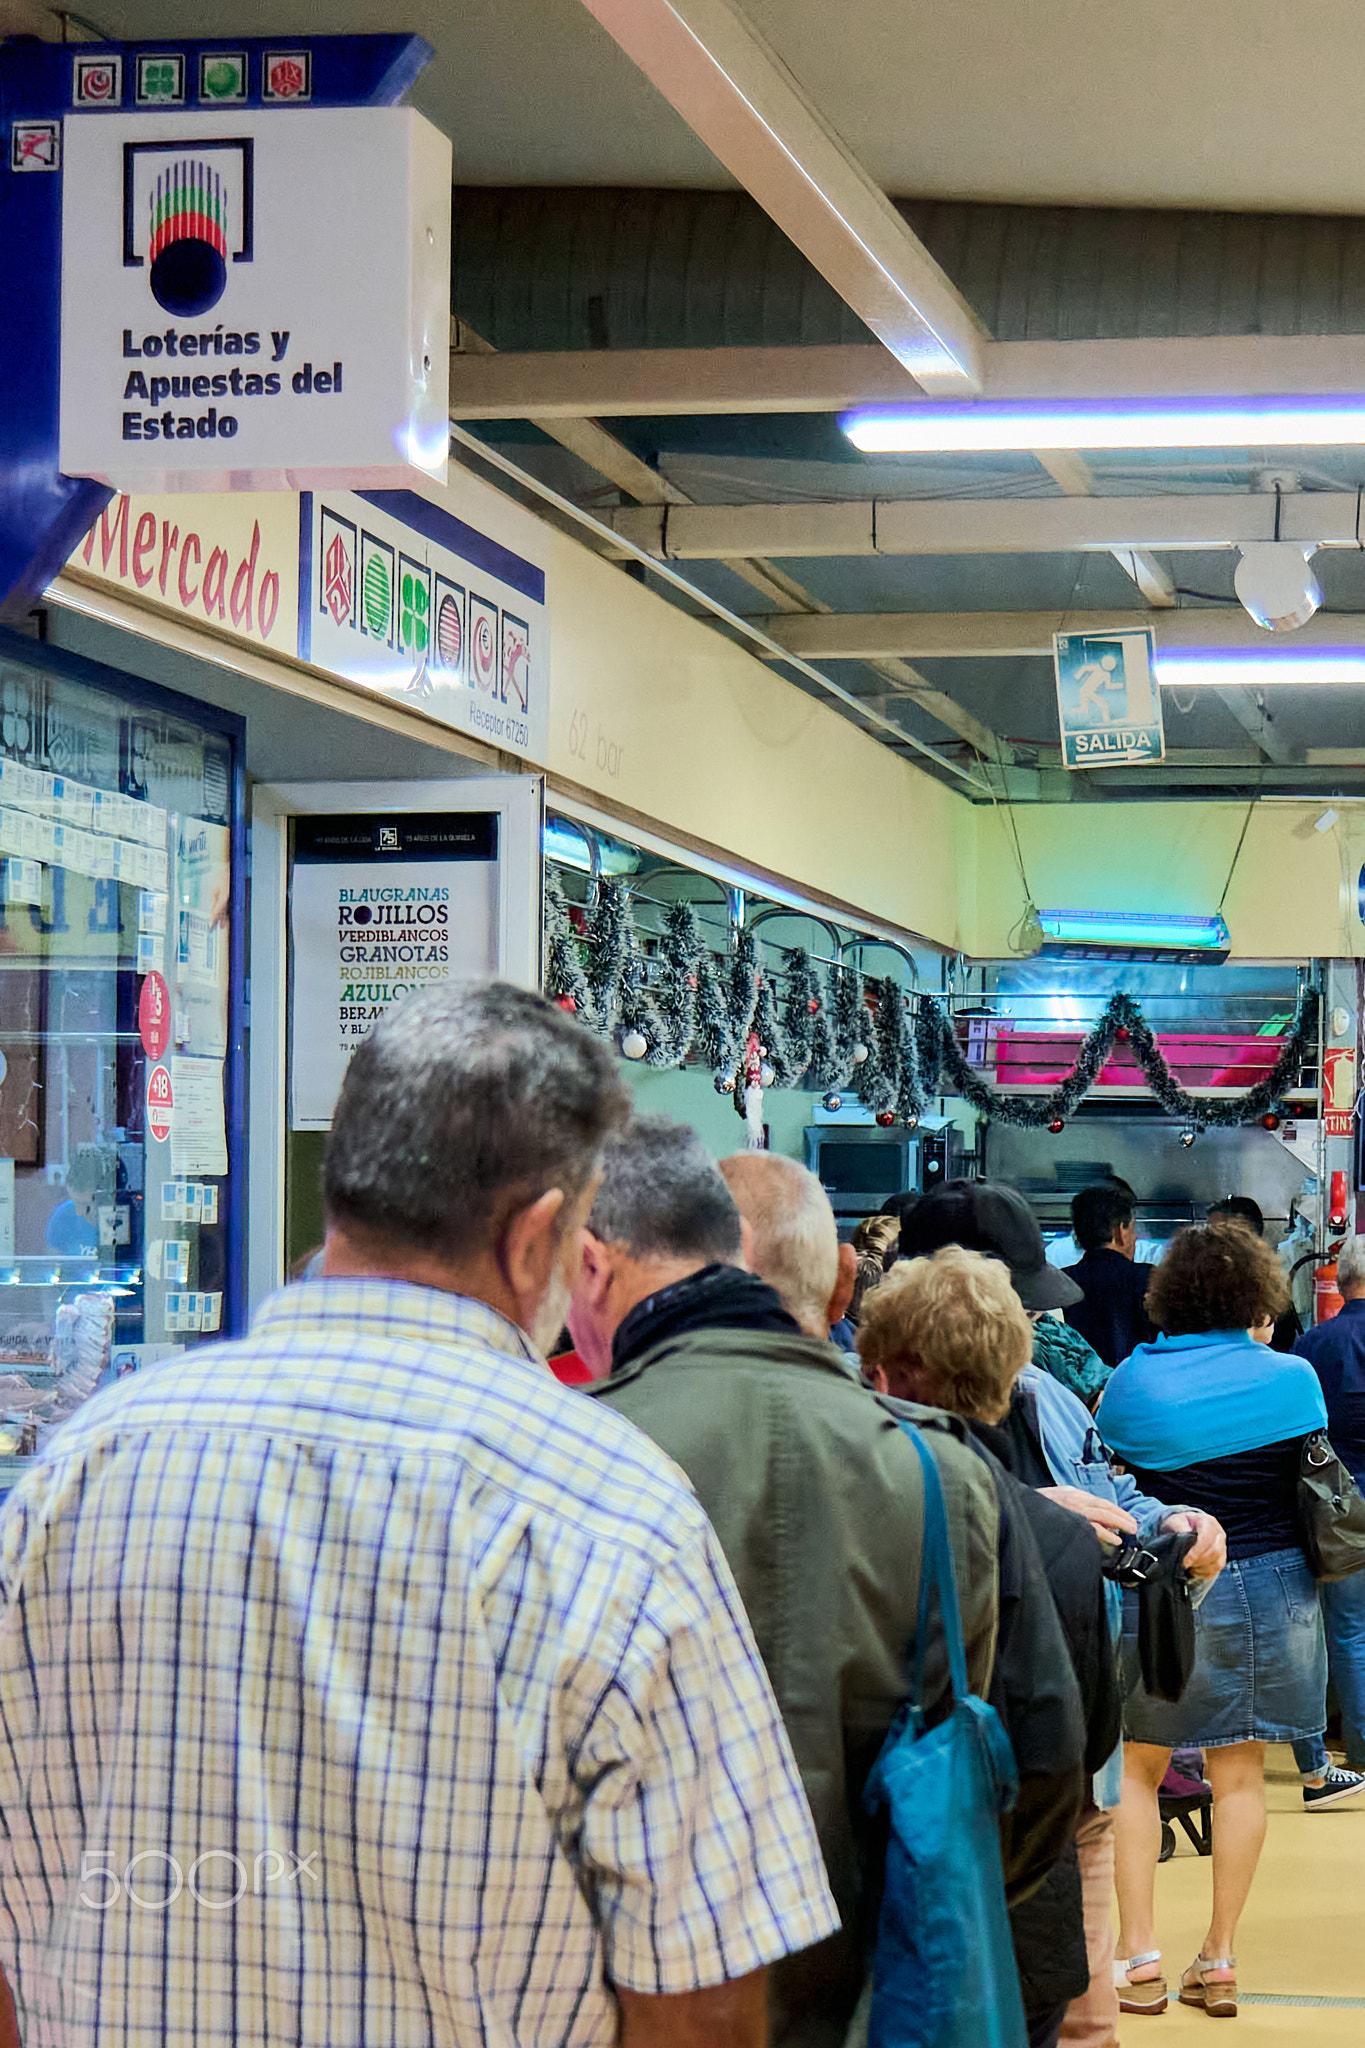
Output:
[918, 987, 1321, 1130]
[543, 876, 1320, 1126]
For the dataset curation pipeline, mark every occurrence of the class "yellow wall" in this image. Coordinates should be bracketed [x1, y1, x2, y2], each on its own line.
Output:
[537, 513, 1354, 965]
[974, 798, 1361, 959]
[541, 529, 978, 950]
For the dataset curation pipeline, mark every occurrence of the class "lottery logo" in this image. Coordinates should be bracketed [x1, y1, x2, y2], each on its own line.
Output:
[73, 55, 122, 106]
[12, 122, 61, 172]
[199, 52, 247, 103]
[468, 597, 499, 695]
[501, 614, 531, 712]
[263, 51, 312, 101]
[432, 577, 465, 681]
[359, 534, 395, 645]
[320, 510, 357, 628]
[123, 138, 253, 319]
[135, 53, 185, 106]
[398, 556, 431, 661]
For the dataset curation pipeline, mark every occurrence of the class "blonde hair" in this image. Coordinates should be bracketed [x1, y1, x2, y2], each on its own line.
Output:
[857, 1245, 1032, 1422]
[853, 1213, 901, 1260]
[720, 1152, 837, 1335]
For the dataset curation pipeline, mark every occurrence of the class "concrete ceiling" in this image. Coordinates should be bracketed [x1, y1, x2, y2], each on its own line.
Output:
[47, 0, 1365, 801]
[74, 0, 1365, 216]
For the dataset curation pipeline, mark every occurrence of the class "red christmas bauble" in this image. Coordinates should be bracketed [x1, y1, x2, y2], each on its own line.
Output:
[1116, 1027, 1129, 1042]
[876, 1109, 895, 1128]
[1261, 1112, 1282, 1131]
[555, 994, 576, 1013]
[808, 998, 819, 1015]
[1048, 1118, 1065, 1134]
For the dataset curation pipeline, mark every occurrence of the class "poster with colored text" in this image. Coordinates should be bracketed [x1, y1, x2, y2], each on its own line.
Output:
[288, 810, 499, 1129]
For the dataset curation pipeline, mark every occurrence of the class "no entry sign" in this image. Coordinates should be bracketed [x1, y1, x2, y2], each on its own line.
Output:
[146, 1061, 174, 1142]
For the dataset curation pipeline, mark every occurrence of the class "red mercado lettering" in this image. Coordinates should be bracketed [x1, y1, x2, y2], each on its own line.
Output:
[81, 494, 129, 578]
[202, 547, 229, 621]
[131, 511, 157, 589]
[178, 532, 201, 608]
[80, 497, 282, 642]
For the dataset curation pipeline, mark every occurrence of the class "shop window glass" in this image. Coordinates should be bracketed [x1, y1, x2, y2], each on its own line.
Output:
[0, 632, 243, 1490]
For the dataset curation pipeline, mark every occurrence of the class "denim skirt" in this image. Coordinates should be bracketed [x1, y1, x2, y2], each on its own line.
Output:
[1121, 1546, 1327, 1749]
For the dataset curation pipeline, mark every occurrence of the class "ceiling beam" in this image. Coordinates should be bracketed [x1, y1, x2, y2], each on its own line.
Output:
[1214, 686, 1298, 766]
[450, 331, 1365, 419]
[607, 491, 1357, 559]
[575, 0, 983, 393]
[758, 607, 1365, 660]
[1032, 449, 1178, 608]
[452, 324, 1011, 766]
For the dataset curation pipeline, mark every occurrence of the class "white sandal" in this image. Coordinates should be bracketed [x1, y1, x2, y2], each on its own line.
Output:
[1180, 1954, 1237, 2018]
[1115, 1951, 1168, 2014]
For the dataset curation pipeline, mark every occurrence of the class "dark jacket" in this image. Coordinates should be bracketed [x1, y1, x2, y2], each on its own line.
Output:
[971, 1414, 1120, 2016]
[592, 1266, 1005, 2048]
[1296, 1296, 1365, 1485]
[1064, 1245, 1155, 1368]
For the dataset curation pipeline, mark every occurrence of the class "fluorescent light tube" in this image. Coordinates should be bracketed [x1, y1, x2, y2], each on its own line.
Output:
[1036, 908, 1230, 950]
[1155, 650, 1365, 688]
[841, 398, 1365, 454]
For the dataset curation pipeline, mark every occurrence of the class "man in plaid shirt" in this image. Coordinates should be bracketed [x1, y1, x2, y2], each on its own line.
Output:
[0, 984, 837, 2048]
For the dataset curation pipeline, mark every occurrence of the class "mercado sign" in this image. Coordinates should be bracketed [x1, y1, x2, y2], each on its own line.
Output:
[67, 490, 298, 654]
[62, 472, 551, 765]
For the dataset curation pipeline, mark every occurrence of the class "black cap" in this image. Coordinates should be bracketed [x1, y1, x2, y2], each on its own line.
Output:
[899, 1179, 1083, 1313]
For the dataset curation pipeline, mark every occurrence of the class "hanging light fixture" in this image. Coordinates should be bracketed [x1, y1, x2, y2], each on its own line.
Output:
[1233, 544, 1323, 632]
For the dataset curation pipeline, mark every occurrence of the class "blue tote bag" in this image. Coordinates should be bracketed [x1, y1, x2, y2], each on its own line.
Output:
[863, 1422, 1027, 2048]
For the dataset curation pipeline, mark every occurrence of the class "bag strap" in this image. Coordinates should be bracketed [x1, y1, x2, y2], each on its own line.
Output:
[897, 1419, 970, 1709]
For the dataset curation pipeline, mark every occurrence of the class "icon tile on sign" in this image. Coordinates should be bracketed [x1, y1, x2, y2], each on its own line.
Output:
[262, 51, 312, 101]
[199, 52, 248, 103]
[11, 122, 61, 172]
[135, 54, 185, 106]
[73, 55, 122, 107]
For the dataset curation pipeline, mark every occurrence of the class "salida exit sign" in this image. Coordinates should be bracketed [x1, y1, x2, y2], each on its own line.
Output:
[59, 107, 451, 492]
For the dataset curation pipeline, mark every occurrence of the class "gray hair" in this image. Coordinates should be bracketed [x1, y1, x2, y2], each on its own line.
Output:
[720, 1153, 838, 1335]
[588, 1115, 742, 1263]
[1338, 1235, 1365, 1292]
[324, 982, 629, 1259]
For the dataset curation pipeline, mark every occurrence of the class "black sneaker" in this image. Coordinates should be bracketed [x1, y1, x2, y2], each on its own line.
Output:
[1303, 1764, 1365, 1811]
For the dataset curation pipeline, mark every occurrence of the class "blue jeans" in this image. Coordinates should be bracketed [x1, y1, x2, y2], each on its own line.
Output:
[1291, 1568, 1365, 1777]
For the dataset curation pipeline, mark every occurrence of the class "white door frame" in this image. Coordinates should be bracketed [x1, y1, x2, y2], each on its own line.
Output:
[248, 774, 543, 1312]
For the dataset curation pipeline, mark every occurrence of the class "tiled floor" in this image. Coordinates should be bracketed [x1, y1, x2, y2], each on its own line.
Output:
[1118, 1747, 1365, 2044]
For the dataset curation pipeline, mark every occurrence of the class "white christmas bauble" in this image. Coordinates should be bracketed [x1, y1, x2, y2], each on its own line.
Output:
[852, 1042, 869, 1064]
[760, 1063, 776, 1088]
[621, 1030, 648, 1061]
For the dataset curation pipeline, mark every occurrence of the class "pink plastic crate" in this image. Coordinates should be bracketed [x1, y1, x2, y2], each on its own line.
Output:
[981, 1022, 1285, 1089]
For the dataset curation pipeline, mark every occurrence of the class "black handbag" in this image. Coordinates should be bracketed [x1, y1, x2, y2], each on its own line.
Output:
[1106, 1527, 1197, 1704]
[1298, 1431, 1365, 1581]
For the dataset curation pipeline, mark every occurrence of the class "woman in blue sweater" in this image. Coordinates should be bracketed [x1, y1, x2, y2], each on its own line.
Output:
[1097, 1223, 1329, 2021]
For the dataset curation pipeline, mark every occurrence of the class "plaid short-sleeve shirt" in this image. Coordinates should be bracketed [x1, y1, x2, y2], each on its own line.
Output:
[0, 1280, 836, 2046]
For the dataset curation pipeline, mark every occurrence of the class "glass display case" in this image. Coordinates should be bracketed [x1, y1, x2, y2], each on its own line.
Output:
[0, 628, 244, 1490]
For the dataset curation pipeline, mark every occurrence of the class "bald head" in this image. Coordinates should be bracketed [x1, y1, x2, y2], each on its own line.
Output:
[720, 1153, 853, 1338]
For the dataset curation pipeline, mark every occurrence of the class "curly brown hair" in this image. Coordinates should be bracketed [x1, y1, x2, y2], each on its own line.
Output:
[1144, 1220, 1290, 1336]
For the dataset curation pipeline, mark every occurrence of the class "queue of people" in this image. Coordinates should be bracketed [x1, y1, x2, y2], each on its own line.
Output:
[0, 980, 1356, 2048]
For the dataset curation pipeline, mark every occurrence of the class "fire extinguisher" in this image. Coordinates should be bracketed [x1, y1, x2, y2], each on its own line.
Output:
[1316, 1254, 1346, 1324]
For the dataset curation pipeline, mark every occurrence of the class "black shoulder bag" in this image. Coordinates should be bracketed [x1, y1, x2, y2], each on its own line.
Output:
[1106, 1528, 1197, 1704]
[1298, 1431, 1365, 1581]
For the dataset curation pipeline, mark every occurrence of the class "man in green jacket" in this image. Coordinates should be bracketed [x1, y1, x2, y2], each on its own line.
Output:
[572, 1117, 1079, 2048]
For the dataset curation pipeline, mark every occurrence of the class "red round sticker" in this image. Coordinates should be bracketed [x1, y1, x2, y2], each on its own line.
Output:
[139, 971, 170, 1061]
[146, 1064, 174, 1144]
